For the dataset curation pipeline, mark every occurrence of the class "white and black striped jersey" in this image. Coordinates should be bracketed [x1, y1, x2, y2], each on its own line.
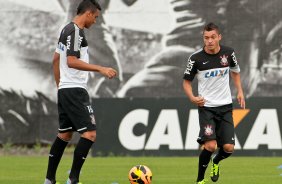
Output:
[183, 45, 240, 107]
[55, 22, 89, 89]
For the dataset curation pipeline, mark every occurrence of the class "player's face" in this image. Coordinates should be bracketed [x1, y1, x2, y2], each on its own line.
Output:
[85, 10, 100, 29]
[203, 30, 221, 53]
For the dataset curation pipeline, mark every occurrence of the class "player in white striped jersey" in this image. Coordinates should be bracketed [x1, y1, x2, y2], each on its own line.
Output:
[183, 23, 245, 184]
[44, 1, 117, 184]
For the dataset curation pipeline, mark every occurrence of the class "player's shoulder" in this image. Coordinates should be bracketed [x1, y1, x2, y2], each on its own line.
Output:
[220, 45, 235, 53]
[60, 22, 76, 36]
[189, 48, 205, 60]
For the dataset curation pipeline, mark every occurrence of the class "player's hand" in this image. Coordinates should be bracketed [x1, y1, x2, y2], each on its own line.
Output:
[237, 91, 245, 109]
[191, 96, 206, 107]
[100, 67, 117, 79]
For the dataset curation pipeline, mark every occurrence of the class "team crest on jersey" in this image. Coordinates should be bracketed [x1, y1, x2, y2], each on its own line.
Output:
[204, 124, 213, 136]
[220, 55, 229, 66]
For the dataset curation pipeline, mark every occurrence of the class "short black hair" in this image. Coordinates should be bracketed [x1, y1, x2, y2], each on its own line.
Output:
[77, 0, 102, 15]
[203, 22, 220, 34]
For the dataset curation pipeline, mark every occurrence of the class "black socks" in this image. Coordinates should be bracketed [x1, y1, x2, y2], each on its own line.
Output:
[213, 148, 232, 164]
[197, 149, 213, 182]
[46, 136, 68, 181]
[69, 137, 94, 181]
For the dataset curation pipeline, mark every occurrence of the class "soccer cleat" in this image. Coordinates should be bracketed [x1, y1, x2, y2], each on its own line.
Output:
[44, 178, 60, 184]
[210, 159, 220, 182]
[197, 179, 208, 184]
[66, 178, 82, 184]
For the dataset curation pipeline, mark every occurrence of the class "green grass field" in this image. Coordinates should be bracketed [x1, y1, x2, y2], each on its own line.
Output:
[0, 156, 281, 184]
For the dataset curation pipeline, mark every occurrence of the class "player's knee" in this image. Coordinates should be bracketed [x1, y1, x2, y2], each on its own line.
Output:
[204, 141, 217, 152]
[223, 144, 234, 153]
[205, 145, 217, 152]
[58, 132, 73, 141]
[82, 130, 96, 142]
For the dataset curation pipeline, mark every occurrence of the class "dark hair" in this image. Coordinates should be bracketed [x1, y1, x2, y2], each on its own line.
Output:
[77, 0, 102, 15]
[203, 22, 220, 34]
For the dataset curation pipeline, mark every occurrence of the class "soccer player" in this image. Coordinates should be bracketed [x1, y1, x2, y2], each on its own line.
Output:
[183, 23, 245, 184]
[62, 0, 124, 97]
[44, 1, 117, 184]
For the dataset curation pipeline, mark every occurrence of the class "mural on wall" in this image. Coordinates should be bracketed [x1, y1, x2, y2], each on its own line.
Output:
[117, 0, 282, 97]
[0, 0, 282, 144]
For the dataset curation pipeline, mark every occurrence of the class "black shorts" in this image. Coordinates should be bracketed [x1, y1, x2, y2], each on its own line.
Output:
[197, 104, 235, 147]
[57, 88, 96, 134]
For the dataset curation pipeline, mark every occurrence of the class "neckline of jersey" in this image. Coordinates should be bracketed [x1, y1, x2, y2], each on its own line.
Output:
[72, 22, 83, 30]
[203, 45, 221, 56]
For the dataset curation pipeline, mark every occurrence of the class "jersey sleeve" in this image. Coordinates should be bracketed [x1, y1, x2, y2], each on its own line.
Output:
[55, 42, 60, 54]
[230, 51, 240, 73]
[66, 30, 80, 58]
[183, 56, 197, 81]
[55, 27, 63, 54]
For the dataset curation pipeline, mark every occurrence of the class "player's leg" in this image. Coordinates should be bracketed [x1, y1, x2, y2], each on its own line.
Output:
[64, 88, 97, 183]
[44, 132, 73, 184]
[196, 107, 217, 183]
[213, 144, 234, 164]
[44, 90, 74, 184]
[68, 131, 96, 183]
[210, 143, 234, 182]
[210, 104, 235, 182]
[196, 140, 217, 183]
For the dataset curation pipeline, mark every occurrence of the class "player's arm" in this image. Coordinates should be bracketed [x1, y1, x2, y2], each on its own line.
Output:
[67, 56, 117, 79]
[66, 29, 117, 79]
[230, 51, 245, 109]
[183, 57, 205, 106]
[183, 80, 205, 107]
[231, 72, 245, 109]
[53, 52, 60, 88]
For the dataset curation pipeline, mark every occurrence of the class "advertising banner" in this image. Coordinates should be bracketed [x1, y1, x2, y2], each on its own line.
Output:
[91, 98, 282, 156]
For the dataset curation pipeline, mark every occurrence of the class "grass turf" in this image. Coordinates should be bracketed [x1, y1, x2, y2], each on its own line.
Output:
[0, 156, 281, 184]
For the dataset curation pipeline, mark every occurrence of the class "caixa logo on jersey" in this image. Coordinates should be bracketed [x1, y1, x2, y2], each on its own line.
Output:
[118, 107, 282, 153]
[205, 68, 229, 78]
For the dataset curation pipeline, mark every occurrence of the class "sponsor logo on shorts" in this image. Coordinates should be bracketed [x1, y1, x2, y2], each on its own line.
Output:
[86, 105, 94, 114]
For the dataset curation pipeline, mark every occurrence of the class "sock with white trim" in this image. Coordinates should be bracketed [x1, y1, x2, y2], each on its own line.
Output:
[69, 137, 93, 181]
